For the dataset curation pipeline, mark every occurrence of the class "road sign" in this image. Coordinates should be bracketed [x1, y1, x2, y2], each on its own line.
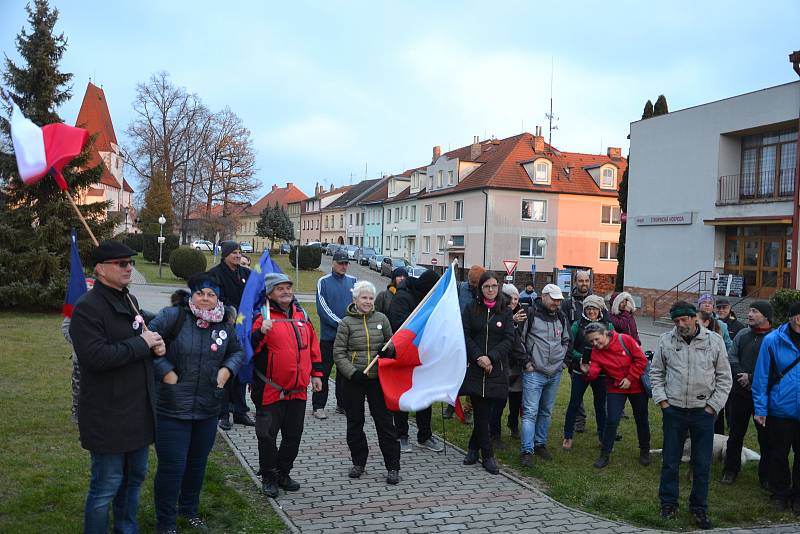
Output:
[430, 258, 438, 265]
[505, 275, 514, 281]
[503, 260, 518, 276]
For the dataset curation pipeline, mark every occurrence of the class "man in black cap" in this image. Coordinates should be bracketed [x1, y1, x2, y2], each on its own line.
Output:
[375, 266, 407, 316]
[722, 300, 773, 486]
[70, 240, 166, 534]
[208, 240, 254, 430]
[716, 298, 746, 340]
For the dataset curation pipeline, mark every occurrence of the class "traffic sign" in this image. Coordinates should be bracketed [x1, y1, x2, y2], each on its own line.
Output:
[503, 260, 518, 276]
[430, 258, 438, 265]
[505, 275, 514, 281]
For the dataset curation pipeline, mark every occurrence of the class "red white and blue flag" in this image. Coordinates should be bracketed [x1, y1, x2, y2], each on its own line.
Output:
[379, 262, 466, 412]
[63, 229, 87, 317]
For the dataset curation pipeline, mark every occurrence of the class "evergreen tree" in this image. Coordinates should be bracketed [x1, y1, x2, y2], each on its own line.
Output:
[256, 203, 294, 251]
[653, 95, 669, 116]
[642, 100, 654, 119]
[138, 170, 173, 234]
[0, 0, 112, 310]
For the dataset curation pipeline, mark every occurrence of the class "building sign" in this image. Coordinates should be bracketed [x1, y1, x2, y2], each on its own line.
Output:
[634, 212, 693, 226]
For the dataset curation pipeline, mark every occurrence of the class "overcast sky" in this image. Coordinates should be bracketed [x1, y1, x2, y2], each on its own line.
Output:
[1, 0, 799, 199]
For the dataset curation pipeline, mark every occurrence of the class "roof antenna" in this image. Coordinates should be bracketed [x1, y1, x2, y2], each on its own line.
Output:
[545, 57, 559, 149]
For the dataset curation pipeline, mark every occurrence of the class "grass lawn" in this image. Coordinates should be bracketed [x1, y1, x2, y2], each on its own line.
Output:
[134, 259, 184, 286]
[0, 312, 284, 533]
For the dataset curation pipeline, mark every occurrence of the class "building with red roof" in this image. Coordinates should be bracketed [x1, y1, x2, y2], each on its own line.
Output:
[235, 182, 308, 251]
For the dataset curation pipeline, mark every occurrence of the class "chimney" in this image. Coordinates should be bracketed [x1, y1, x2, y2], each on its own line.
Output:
[329, 184, 334, 192]
[607, 147, 622, 159]
[432, 145, 441, 162]
[286, 182, 293, 188]
[271, 184, 278, 192]
[532, 127, 545, 153]
[315, 182, 322, 196]
[470, 136, 481, 160]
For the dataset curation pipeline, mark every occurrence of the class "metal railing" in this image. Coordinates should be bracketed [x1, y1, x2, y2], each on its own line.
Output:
[717, 170, 795, 205]
[651, 270, 714, 320]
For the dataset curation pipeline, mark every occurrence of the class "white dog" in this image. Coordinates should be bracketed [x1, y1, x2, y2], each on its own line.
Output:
[650, 433, 761, 464]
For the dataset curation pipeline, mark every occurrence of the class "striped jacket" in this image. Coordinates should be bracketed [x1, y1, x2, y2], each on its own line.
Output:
[315, 271, 356, 341]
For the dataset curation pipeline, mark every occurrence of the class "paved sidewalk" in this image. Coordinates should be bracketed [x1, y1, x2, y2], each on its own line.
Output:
[222, 383, 799, 534]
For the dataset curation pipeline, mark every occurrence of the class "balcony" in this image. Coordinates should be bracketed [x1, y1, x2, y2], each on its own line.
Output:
[717, 170, 795, 205]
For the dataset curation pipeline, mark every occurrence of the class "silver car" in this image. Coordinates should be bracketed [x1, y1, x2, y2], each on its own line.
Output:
[369, 254, 385, 271]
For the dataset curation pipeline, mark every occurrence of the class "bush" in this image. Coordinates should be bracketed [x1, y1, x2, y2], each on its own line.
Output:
[169, 247, 208, 280]
[770, 289, 800, 324]
[122, 233, 144, 252]
[142, 233, 180, 263]
[289, 245, 322, 270]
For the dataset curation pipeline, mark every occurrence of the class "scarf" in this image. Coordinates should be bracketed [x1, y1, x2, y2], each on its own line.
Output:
[484, 298, 496, 309]
[189, 300, 225, 329]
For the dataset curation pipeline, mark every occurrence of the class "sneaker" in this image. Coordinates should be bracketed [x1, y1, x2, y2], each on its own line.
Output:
[218, 416, 232, 431]
[593, 454, 610, 468]
[418, 437, 444, 452]
[312, 409, 328, 420]
[399, 437, 412, 452]
[463, 449, 479, 465]
[639, 450, 651, 466]
[233, 413, 255, 426]
[482, 457, 500, 475]
[720, 471, 736, 484]
[533, 445, 552, 461]
[335, 405, 346, 415]
[520, 452, 534, 467]
[186, 516, 209, 531]
[562, 438, 573, 451]
[660, 504, 678, 519]
[348, 465, 365, 479]
[386, 469, 400, 485]
[278, 474, 300, 491]
[692, 509, 712, 530]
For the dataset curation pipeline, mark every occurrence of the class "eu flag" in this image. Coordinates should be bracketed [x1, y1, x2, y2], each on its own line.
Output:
[235, 249, 282, 383]
[63, 228, 87, 317]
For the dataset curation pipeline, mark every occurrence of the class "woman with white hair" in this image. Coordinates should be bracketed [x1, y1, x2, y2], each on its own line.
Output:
[609, 292, 641, 345]
[333, 280, 401, 484]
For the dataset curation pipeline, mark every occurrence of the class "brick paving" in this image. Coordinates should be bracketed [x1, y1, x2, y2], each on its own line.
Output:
[222, 382, 800, 534]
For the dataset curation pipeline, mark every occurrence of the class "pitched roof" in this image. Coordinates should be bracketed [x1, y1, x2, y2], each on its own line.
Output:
[419, 133, 626, 199]
[359, 177, 390, 204]
[245, 183, 308, 215]
[383, 185, 427, 204]
[326, 178, 381, 209]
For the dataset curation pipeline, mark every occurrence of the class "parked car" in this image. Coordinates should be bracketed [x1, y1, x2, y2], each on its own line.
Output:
[381, 257, 410, 277]
[357, 247, 377, 266]
[279, 243, 291, 254]
[191, 240, 214, 252]
[406, 265, 428, 279]
[344, 245, 359, 260]
[240, 242, 254, 253]
[306, 241, 322, 248]
[369, 254, 385, 272]
[325, 243, 341, 256]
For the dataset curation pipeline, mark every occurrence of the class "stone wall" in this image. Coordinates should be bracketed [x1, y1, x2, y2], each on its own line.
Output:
[625, 285, 700, 318]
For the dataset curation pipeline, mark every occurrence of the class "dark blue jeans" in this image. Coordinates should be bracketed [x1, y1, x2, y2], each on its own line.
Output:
[659, 406, 715, 513]
[602, 392, 650, 455]
[563, 372, 607, 440]
[154, 416, 218, 530]
[84, 445, 149, 534]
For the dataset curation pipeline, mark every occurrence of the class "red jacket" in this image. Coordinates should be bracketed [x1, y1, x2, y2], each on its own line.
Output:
[585, 332, 647, 394]
[251, 301, 323, 406]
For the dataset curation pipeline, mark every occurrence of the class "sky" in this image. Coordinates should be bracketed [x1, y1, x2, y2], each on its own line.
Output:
[1, 0, 799, 201]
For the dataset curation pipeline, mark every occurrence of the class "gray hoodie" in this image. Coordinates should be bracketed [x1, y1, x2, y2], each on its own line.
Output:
[524, 298, 570, 376]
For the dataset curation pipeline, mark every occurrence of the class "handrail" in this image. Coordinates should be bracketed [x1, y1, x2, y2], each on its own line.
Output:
[727, 284, 765, 319]
[651, 270, 713, 320]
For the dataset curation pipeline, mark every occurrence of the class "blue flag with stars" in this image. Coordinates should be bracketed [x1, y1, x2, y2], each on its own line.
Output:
[235, 249, 282, 383]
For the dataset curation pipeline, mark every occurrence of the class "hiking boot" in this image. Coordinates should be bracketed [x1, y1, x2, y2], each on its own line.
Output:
[533, 445, 552, 461]
[399, 437, 412, 452]
[482, 457, 500, 475]
[312, 408, 327, 420]
[639, 450, 651, 466]
[218, 415, 232, 431]
[418, 437, 444, 452]
[692, 509, 712, 530]
[261, 476, 279, 498]
[660, 504, 678, 519]
[443, 405, 455, 419]
[186, 516, 209, 531]
[593, 454, 610, 468]
[720, 471, 737, 484]
[562, 438, 573, 451]
[463, 449, 479, 465]
[386, 470, 400, 485]
[520, 452, 534, 467]
[348, 465, 365, 479]
[278, 474, 300, 491]
[233, 413, 255, 426]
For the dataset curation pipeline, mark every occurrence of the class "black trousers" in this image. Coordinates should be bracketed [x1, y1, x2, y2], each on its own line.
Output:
[341, 377, 400, 470]
[767, 416, 800, 501]
[393, 407, 432, 443]
[468, 395, 494, 459]
[219, 374, 249, 419]
[312, 340, 343, 410]
[724, 393, 768, 480]
[252, 396, 305, 478]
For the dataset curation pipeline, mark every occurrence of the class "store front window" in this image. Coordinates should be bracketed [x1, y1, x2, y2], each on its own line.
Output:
[724, 225, 791, 294]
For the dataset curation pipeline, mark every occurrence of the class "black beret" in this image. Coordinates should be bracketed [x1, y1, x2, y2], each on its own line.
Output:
[91, 240, 137, 266]
[220, 240, 240, 259]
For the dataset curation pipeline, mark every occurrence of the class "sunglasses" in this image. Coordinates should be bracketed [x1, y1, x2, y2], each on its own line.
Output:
[102, 259, 136, 268]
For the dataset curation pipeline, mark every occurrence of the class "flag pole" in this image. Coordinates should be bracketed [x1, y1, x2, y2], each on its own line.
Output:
[362, 260, 456, 375]
[440, 403, 448, 456]
[65, 191, 99, 246]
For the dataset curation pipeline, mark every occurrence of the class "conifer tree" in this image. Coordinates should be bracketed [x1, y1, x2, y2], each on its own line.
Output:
[256, 203, 294, 251]
[653, 95, 669, 116]
[138, 170, 173, 234]
[0, 0, 112, 310]
[642, 100, 654, 119]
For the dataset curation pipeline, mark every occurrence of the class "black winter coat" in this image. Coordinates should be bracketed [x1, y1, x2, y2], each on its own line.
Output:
[149, 306, 244, 420]
[387, 285, 420, 332]
[207, 262, 251, 310]
[70, 282, 156, 453]
[460, 301, 515, 399]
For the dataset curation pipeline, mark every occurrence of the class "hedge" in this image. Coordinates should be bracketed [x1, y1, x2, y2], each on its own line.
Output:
[141, 233, 180, 263]
[169, 247, 208, 280]
[289, 245, 322, 270]
[122, 233, 145, 252]
[770, 289, 800, 324]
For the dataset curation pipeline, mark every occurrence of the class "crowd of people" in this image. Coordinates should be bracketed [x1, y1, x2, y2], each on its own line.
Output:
[67, 239, 799, 532]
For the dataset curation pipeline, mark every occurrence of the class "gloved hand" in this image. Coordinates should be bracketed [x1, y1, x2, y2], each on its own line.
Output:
[350, 371, 367, 383]
[377, 345, 396, 359]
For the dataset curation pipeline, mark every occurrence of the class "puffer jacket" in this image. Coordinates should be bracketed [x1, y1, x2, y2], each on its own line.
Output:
[753, 323, 800, 419]
[586, 332, 648, 395]
[524, 298, 570, 377]
[374, 285, 397, 317]
[333, 303, 393, 380]
[460, 299, 515, 399]
[149, 306, 244, 420]
[568, 316, 613, 374]
[650, 325, 732, 414]
[729, 326, 772, 397]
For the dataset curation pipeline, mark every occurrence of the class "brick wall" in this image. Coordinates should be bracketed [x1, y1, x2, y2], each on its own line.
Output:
[625, 285, 701, 319]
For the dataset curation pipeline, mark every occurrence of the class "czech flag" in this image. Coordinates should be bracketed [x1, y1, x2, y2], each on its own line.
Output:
[379, 262, 467, 412]
[63, 229, 87, 317]
[10, 101, 88, 191]
[235, 249, 282, 383]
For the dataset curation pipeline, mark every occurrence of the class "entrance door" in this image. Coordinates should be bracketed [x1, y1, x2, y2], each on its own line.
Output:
[724, 225, 791, 296]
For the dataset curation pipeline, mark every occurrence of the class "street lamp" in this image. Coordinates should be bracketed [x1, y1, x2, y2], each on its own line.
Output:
[158, 214, 167, 278]
[532, 238, 546, 290]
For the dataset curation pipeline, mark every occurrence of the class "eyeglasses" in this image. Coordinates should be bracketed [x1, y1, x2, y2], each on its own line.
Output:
[483, 284, 499, 290]
[102, 259, 136, 268]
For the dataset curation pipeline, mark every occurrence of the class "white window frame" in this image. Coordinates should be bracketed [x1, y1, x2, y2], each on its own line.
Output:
[521, 199, 547, 222]
[423, 236, 430, 253]
[454, 200, 463, 220]
[438, 202, 447, 221]
[424, 204, 432, 223]
[520, 236, 546, 258]
[410, 205, 417, 221]
[386, 209, 391, 223]
[437, 235, 445, 253]
[448, 170, 454, 186]
[451, 234, 465, 247]
[394, 236, 399, 250]
[601, 167, 616, 189]
[437, 170, 443, 188]
[601, 205, 621, 225]
[534, 161, 551, 184]
[600, 241, 618, 260]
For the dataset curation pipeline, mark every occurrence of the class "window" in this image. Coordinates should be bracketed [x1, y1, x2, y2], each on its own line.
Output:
[412, 174, 419, 189]
[534, 162, 550, 184]
[349, 213, 353, 225]
[410, 205, 416, 221]
[393, 236, 399, 250]
[451, 235, 464, 247]
[437, 170, 443, 188]
[339, 215, 343, 229]
[521, 199, 546, 221]
[385, 236, 390, 249]
[454, 200, 463, 220]
[386, 209, 391, 223]
[437, 235, 445, 252]
[394, 208, 400, 222]
[600, 168, 616, 189]
[601, 205, 621, 224]
[438, 203, 447, 221]
[741, 129, 798, 198]
[424, 204, 432, 222]
[428, 176, 433, 190]
[404, 206, 408, 219]
[520, 236, 546, 258]
[448, 170, 454, 186]
[423, 236, 430, 253]
[600, 241, 619, 260]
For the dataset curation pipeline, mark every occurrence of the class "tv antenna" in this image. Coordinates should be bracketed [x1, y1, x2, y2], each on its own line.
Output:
[545, 57, 558, 148]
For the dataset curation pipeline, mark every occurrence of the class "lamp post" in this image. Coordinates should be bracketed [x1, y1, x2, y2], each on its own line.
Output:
[158, 214, 167, 278]
[532, 238, 546, 290]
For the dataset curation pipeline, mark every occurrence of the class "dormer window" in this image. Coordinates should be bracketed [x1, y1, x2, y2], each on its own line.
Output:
[524, 158, 552, 185]
[601, 167, 616, 189]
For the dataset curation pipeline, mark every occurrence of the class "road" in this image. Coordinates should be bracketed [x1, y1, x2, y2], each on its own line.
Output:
[317, 254, 391, 292]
